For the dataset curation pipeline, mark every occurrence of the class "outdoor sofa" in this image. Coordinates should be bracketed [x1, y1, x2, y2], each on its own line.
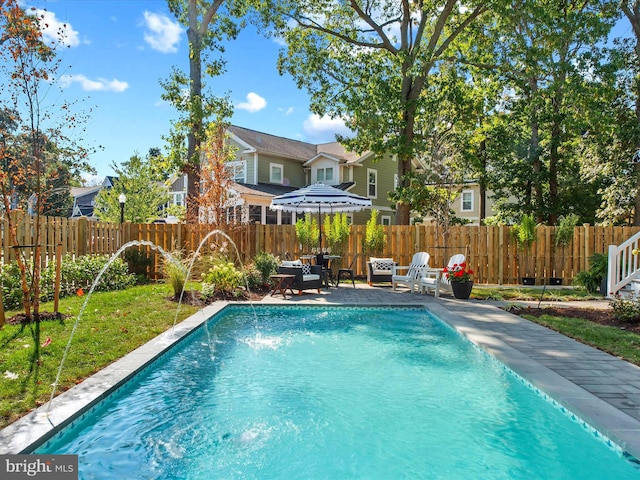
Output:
[278, 260, 323, 294]
[367, 257, 396, 286]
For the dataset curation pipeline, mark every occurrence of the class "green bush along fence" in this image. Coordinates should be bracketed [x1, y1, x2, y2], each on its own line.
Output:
[2, 212, 639, 285]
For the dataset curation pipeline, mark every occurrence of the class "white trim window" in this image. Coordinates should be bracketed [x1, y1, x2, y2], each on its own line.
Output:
[226, 160, 246, 182]
[381, 215, 391, 226]
[270, 163, 283, 184]
[461, 190, 473, 212]
[317, 167, 334, 184]
[367, 169, 377, 198]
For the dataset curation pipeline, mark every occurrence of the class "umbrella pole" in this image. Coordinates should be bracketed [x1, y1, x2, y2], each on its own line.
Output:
[318, 205, 322, 251]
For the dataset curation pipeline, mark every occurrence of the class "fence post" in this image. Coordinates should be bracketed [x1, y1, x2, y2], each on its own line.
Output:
[77, 217, 88, 256]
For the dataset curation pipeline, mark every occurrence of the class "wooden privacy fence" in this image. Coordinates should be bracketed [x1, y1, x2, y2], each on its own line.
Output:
[3, 212, 640, 285]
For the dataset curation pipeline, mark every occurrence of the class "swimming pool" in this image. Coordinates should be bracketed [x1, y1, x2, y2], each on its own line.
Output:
[34, 306, 640, 479]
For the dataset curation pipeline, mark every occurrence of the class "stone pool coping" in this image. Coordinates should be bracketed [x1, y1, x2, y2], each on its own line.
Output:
[1, 288, 640, 461]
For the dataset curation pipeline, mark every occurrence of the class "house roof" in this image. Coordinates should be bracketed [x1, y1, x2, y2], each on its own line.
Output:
[70, 186, 101, 200]
[233, 182, 298, 198]
[228, 125, 318, 162]
[227, 125, 371, 165]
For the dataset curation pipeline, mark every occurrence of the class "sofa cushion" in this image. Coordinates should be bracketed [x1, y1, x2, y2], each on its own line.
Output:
[281, 260, 302, 267]
[302, 274, 321, 282]
[370, 257, 395, 272]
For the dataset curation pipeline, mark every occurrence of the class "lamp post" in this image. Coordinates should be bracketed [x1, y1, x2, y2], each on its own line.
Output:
[118, 193, 126, 224]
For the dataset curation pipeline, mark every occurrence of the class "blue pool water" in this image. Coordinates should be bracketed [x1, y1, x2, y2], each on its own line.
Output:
[36, 306, 639, 479]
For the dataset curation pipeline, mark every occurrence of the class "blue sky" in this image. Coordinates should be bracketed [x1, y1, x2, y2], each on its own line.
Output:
[19, 2, 636, 183]
[26, 0, 352, 182]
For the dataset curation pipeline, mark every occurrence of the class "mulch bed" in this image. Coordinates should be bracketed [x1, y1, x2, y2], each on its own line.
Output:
[505, 305, 640, 334]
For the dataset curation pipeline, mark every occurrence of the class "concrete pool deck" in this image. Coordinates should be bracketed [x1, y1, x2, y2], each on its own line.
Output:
[2, 283, 640, 461]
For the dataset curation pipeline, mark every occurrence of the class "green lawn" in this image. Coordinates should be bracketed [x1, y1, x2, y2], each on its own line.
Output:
[520, 313, 640, 366]
[0, 283, 199, 429]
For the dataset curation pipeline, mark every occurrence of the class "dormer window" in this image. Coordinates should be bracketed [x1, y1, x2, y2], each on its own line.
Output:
[317, 167, 334, 183]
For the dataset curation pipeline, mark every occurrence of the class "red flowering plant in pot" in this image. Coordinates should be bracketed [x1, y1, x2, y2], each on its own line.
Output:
[442, 261, 474, 299]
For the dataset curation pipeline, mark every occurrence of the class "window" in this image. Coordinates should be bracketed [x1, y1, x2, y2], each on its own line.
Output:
[173, 192, 185, 207]
[249, 205, 262, 224]
[317, 167, 334, 183]
[382, 215, 391, 226]
[265, 208, 278, 224]
[367, 169, 377, 198]
[281, 211, 293, 225]
[226, 160, 246, 182]
[461, 190, 473, 212]
[270, 163, 283, 184]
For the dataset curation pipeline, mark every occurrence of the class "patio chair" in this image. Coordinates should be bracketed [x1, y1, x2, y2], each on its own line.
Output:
[367, 257, 396, 285]
[337, 254, 358, 288]
[420, 253, 466, 298]
[392, 252, 431, 293]
[278, 260, 323, 294]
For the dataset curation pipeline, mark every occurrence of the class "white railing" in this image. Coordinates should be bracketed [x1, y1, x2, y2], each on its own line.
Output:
[607, 231, 640, 297]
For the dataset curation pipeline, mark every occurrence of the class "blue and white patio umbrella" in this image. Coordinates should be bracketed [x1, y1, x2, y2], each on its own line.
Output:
[269, 182, 372, 248]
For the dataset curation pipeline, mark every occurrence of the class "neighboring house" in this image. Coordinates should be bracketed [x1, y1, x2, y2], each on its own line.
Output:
[161, 125, 503, 226]
[70, 176, 118, 219]
[417, 181, 500, 226]
[217, 125, 397, 225]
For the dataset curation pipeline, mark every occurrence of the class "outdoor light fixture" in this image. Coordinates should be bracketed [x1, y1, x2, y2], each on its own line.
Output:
[118, 193, 127, 224]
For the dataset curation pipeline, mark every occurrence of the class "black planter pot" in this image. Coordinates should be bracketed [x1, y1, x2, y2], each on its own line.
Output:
[549, 277, 563, 286]
[451, 281, 473, 299]
[521, 277, 536, 286]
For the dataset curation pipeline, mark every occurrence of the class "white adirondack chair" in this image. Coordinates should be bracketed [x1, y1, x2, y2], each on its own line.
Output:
[392, 252, 431, 292]
[420, 254, 466, 298]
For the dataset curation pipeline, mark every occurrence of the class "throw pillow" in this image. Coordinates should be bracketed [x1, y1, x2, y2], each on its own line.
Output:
[302, 263, 311, 275]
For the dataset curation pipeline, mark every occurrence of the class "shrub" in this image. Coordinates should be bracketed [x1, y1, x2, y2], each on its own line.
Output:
[363, 209, 385, 256]
[610, 295, 640, 323]
[162, 253, 187, 298]
[2, 254, 136, 310]
[201, 260, 243, 299]
[253, 251, 280, 284]
[123, 248, 153, 283]
[0, 262, 27, 310]
[243, 263, 265, 291]
[573, 253, 607, 294]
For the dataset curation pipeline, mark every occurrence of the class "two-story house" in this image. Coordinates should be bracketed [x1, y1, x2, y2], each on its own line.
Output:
[220, 125, 398, 225]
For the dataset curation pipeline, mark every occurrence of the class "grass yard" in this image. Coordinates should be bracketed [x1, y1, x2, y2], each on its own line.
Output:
[0, 283, 199, 429]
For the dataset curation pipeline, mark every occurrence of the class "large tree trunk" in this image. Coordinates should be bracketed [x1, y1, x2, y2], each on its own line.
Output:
[479, 139, 487, 224]
[185, 0, 203, 224]
[529, 77, 543, 221]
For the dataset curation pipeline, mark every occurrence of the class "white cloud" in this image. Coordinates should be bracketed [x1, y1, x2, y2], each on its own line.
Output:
[33, 9, 81, 48]
[142, 11, 183, 54]
[303, 114, 352, 142]
[237, 92, 267, 112]
[60, 74, 129, 92]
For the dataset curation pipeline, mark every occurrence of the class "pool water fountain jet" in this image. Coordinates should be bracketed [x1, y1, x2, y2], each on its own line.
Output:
[45, 232, 257, 419]
[171, 229, 259, 332]
[46, 240, 179, 416]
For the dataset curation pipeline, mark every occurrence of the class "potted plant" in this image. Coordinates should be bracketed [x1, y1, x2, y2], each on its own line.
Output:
[512, 214, 537, 285]
[443, 261, 474, 299]
[324, 212, 351, 256]
[295, 213, 319, 253]
[362, 209, 386, 256]
[551, 213, 578, 285]
[573, 252, 608, 295]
